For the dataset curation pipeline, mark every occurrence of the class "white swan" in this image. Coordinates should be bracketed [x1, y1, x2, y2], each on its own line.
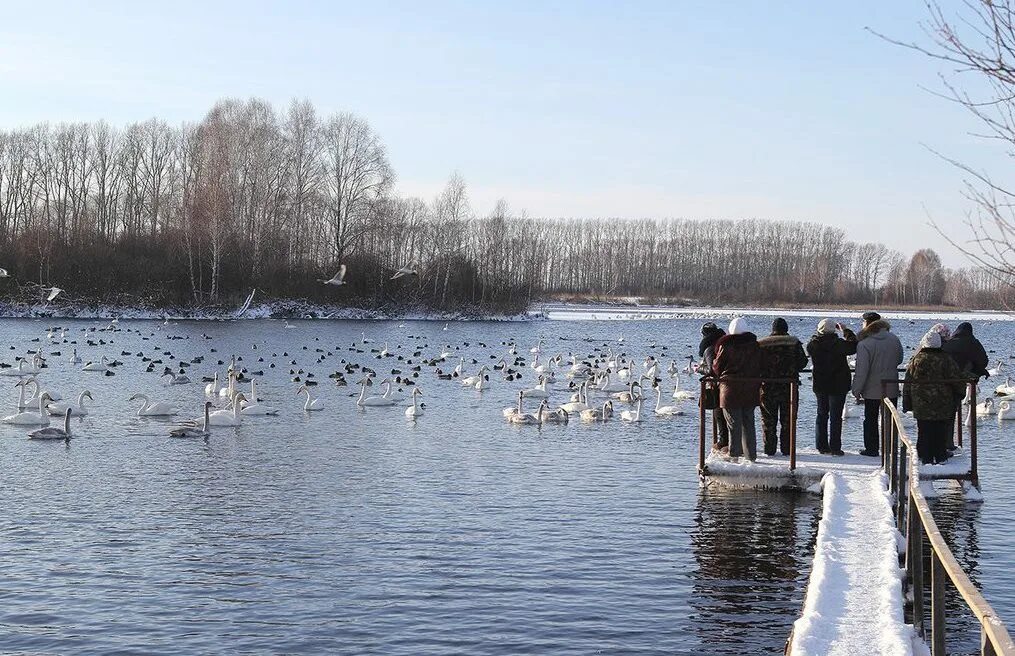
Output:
[612, 381, 641, 404]
[461, 366, 489, 387]
[219, 370, 236, 398]
[537, 400, 568, 424]
[988, 360, 1006, 378]
[621, 395, 644, 422]
[598, 371, 628, 394]
[996, 377, 1015, 397]
[82, 356, 109, 372]
[654, 386, 685, 416]
[29, 407, 72, 440]
[68, 348, 81, 364]
[240, 382, 279, 415]
[208, 393, 246, 426]
[381, 379, 406, 402]
[581, 401, 613, 423]
[297, 385, 325, 411]
[507, 391, 539, 424]
[163, 372, 191, 385]
[357, 378, 394, 407]
[672, 377, 696, 401]
[129, 393, 177, 416]
[170, 402, 212, 438]
[503, 390, 526, 418]
[559, 382, 590, 414]
[205, 372, 220, 397]
[47, 390, 93, 417]
[999, 400, 1015, 421]
[405, 388, 424, 418]
[976, 397, 996, 416]
[522, 375, 550, 399]
[3, 393, 52, 425]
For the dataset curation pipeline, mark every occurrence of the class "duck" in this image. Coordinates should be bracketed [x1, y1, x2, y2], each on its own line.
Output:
[29, 407, 72, 440]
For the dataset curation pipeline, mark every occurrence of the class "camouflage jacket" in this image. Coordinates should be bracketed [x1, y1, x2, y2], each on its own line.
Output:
[902, 348, 968, 421]
[757, 334, 808, 383]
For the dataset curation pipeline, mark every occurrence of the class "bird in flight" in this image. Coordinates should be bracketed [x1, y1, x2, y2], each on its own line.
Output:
[319, 265, 347, 286]
[0, 268, 8, 278]
[43, 287, 63, 302]
[391, 263, 418, 280]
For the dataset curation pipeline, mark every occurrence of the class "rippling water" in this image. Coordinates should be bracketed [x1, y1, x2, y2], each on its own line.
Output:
[0, 315, 1010, 654]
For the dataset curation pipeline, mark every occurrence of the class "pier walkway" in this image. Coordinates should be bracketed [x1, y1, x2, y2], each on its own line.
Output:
[697, 378, 1014, 656]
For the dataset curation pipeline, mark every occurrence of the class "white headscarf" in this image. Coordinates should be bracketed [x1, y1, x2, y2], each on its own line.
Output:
[728, 317, 749, 335]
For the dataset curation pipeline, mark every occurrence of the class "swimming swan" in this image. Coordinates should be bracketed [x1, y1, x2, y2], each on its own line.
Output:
[29, 407, 72, 440]
[129, 393, 177, 416]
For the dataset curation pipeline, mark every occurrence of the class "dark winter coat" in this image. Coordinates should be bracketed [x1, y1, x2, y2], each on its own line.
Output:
[758, 334, 808, 381]
[852, 320, 904, 399]
[699, 327, 726, 358]
[806, 328, 858, 395]
[942, 322, 989, 380]
[902, 348, 968, 421]
[713, 332, 763, 408]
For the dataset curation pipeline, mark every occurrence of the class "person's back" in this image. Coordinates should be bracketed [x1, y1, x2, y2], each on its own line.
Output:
[757, 317, 808, 456]
[903, 331, 967, 464]
[806, 320, 857, 455]
[942, 321, 989, 379]
[713, 317, 763, 462]
[851, 313, 903, 457]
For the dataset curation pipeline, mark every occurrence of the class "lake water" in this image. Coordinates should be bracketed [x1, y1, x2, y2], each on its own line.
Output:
[0, 315, 1011, 654]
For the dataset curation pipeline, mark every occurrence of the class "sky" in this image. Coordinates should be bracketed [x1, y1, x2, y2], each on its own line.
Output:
[0, 0, 1005, 267]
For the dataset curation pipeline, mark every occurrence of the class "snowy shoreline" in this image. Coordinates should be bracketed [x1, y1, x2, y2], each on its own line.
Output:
[0, 299, 1010, 322]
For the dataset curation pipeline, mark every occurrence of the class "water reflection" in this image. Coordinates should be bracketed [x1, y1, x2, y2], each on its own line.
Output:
[688, 488, 820, 655]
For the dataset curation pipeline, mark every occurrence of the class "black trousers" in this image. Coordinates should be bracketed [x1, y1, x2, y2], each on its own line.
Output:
[713, 408, 730, 447]
[862, 397, 897, 455]
[760, 384, 796, 455]
[917, 419, 950, 464]
[814, 393, 846, 453]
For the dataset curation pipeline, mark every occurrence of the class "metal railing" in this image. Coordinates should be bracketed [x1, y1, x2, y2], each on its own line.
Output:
[881, 395, 1014, 655]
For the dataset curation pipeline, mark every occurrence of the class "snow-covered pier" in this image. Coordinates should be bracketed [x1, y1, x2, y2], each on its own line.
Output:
[698, 398, 1014, 656]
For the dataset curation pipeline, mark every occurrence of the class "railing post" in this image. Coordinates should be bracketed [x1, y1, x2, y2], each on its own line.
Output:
[983, 627, 998, 656]
[932, 550, 946, 655]
[698, 379, 707, 474]
[897, 440, 908, 527]
[789, 380, 797, 472]
[970, 382, 979, 487]
[912, 497, 925, 639]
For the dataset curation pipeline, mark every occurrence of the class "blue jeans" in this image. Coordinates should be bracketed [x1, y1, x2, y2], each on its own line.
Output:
[814, 393, 846, 453]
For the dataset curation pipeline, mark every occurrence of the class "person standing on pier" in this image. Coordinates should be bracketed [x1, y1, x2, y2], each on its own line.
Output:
[903, 330, 967, 464]
[713, 317, 763, 462]
[696, 322, 730, 451]
[851, 312, 903, 457]
[942, 322, 989, 380]
[806, 319, 857, 456]
[758, 317, 808, 457]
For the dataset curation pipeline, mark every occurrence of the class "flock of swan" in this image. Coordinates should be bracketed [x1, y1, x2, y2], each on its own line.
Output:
[4, 317, 1012, 444]
[0, 321, 707, 443]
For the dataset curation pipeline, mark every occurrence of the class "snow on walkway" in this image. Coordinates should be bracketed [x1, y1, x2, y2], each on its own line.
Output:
[789, 471, 925, 656]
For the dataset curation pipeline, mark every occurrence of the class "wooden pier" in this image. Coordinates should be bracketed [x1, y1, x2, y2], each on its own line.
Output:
[696, 377, 1014, 656]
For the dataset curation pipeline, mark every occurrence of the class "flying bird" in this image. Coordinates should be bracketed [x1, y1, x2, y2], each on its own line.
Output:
[319, 265, 347, 286]
[0, 268, 8, 278]
[43, 287, 63, 302]
[390, 263, 418, 280]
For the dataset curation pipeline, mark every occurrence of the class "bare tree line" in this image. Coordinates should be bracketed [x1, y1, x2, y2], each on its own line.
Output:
[0, 97, 1008, 311]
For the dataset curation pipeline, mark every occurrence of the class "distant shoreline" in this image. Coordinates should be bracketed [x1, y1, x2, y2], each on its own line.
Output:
[0, 298, 1009, 323]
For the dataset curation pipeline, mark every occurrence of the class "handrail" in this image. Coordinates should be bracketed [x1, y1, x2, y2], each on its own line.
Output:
[881, 398, 1015, 655]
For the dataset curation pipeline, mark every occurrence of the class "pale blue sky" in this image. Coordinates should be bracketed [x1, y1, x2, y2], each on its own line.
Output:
[0, 0, 1002, 266]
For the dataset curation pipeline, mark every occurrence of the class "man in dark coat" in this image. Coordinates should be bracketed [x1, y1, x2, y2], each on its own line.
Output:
[696, 322, 729, 450]
[758, 317, 808, 456]
[713, 317, 764, 462]
[942, 322, 989, 380]
[806, 319, 857, 455]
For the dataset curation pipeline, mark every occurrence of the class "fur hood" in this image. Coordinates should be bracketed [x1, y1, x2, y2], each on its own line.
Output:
[758, 334, 801, 348]
[858, 319, 892, 341]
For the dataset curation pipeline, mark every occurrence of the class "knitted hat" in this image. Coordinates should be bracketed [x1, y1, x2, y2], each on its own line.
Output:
[728, 317, 749, 335]
[816, 319, 835, 335]
[920, 330, 942, 350]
